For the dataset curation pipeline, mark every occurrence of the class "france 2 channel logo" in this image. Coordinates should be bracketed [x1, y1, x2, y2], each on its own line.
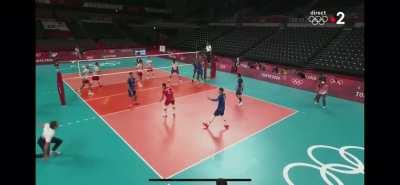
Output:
[308, 10, 346, 26]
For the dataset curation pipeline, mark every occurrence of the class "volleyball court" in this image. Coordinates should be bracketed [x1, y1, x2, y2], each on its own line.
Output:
[62, 51, 296, 178]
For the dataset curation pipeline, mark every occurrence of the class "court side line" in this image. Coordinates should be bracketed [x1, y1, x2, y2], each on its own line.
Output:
[166, 110, 299, 179]
[102, 88, 216, 117]
[63, 82, 164, 178]
[86, 79, 194, 102]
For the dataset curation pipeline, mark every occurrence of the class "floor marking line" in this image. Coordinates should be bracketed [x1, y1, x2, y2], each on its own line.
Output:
[62, 60, 299, 178]
[64, 82, 164, 178]
[166, 110, 298, 178]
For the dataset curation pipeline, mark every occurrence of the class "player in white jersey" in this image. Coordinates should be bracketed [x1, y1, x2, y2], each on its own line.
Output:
[79, 65, 94, 96]
[92, 62, 102, 87]
[145, 57, 154, 79]
[168, 59, 181, 84]
[136, 59, 144, 87]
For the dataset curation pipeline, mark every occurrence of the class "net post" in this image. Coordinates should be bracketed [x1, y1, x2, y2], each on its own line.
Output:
[56, 64, 66, 105]
[77, 59, 81, 77]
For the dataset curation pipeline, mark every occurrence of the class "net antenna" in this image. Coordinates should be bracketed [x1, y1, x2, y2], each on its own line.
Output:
[77, 60, 81, 77]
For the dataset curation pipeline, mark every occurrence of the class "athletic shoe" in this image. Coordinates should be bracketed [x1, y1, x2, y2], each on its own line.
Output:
[322, 106, 326, 109]
[224, 125, 230, 129]
[238, 102, 243, 106]
[202, 122, 209, 129]
[314, 101, 317, 105]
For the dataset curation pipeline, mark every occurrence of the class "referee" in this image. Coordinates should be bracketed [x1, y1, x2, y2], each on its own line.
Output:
[37, 121, 63, 160]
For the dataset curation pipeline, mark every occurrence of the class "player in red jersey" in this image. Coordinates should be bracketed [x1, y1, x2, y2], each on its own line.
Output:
[160, 83, 176, 118]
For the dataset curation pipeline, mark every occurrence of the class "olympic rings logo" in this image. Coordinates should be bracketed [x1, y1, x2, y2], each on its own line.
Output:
[308, 15, 329, 25]
[283, 145, 364, 185]
[329, 79, 344, 86]
[291, 79, 304, 86]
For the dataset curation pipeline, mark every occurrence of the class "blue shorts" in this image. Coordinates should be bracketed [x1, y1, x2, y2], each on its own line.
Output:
[236, 88, 243, 95]
[128, 88, 136, 97]
[214, 109, 225, 116]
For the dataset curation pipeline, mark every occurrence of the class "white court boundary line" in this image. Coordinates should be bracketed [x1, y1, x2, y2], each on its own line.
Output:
[166, 110, 298, 178]
[156, 62, 299, 178]
[63, 82, 164, 178]
[63, 60, 299, 179]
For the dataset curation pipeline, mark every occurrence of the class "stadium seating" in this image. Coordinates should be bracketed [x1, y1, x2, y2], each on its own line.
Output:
[81, 22, 125, 39]
[308, 28, 364, 75]
[36, 21, 47, 39]
[173, 26, 232, 51]
[243, 27, 339, 67]
[66, 20, 89, 39]
[98, 38, 137, 49]
[36, 39, 77, 51]
[211, 27, 277, 57]
[76, 39, 97, 51]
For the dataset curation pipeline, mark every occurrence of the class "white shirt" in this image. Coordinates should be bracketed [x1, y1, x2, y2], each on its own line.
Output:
[172, 63, 178, 70]
[206, 44, 212, 52]
[93, 66, 100, 75]
[137, 63, 143, 71]
[42, 123, 55, 143]
[82, 68, 89, 79]
[146, 59, 152, 66]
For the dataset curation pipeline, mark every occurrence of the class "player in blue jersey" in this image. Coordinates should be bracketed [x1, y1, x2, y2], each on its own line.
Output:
[128, 72, 138, 107]
[196, 61, 204, 82]
[202, 87, 229, 130]
[236, 73, 244, 106]
[192, 60, 198, 83]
